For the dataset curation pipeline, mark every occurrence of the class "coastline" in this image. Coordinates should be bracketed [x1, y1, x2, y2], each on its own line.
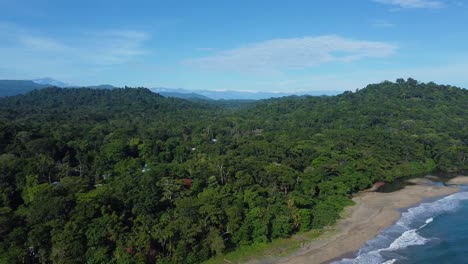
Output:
[447, 175, 468, 185]
[265, 177, 463, 264]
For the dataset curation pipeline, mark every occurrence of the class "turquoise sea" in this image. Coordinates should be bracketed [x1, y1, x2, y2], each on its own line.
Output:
[333, 185, 468, 264]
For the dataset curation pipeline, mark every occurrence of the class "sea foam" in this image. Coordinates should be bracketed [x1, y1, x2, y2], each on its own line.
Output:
[333, 191, 468, 264]
[387, 228, 427, 251]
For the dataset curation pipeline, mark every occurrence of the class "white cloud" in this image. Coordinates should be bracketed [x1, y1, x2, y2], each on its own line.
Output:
[17, 35, 68, 52]
[81, 30, 149, 65]
[0, 23, 150, 81]
[373, 20, 395, 28]
[373, 0, 444, 9]
[280, 62, 468, 92]
[185, 35, 397, 72]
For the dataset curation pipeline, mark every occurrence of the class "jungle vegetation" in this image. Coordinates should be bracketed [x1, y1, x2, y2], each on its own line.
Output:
[0, 78, 466, 263]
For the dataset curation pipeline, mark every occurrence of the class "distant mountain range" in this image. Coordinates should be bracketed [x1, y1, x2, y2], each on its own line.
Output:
[32, 77, 71, 87]
[150, 87, 339, 100]
[0, 78, 340, 99]
[0, 80, 48, 97]
[154, 90, 212, 100]
[0, 79, 116, 98]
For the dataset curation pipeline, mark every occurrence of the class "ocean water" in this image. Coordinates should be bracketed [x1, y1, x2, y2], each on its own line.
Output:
[333, 186, 468, 264]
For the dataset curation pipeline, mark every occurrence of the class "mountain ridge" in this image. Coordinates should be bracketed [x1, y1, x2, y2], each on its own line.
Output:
[0, 77, 341, 100]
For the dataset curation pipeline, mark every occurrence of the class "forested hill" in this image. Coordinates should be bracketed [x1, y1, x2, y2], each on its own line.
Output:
[245, 79, 467, 138]
[0, 79, 467, 263]
[0, 80, 47, 97]
[0, 87, 215, 119]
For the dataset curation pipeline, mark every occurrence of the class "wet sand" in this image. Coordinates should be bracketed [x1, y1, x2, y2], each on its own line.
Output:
[258, 181, 460, 264]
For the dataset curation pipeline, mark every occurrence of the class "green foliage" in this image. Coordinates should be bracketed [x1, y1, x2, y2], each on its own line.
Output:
[312, 196, 354, 228]
[0, 80, 466, 263]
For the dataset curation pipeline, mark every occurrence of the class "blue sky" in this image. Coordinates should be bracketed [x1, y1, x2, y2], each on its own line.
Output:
[1, 0, 467, 92]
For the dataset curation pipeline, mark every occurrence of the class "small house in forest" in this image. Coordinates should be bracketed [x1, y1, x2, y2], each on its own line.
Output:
[180, 178, 193, 188]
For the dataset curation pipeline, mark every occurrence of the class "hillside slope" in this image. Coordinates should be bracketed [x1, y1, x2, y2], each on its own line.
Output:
[0, 80, 47, 97]
[0, 79, 466, 263]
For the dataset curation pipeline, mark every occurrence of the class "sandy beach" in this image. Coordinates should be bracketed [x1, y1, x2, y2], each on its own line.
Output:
[447, 175, 468, 185]
[251, 178, 461, 264]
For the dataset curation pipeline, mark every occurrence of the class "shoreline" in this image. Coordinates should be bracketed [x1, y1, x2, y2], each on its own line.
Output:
[447, 175, 468, 185]
[262, 177, 464, 264]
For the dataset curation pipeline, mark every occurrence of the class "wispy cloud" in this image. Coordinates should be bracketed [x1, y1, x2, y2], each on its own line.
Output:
[17, 35, 68, 52]
[373, 20, 395, 28]
[0, 22, 150, 81]
[82, 30, 149, 65]
[245, 60, 468, 93]
[194, 47, 215, 52]
[185, 35, 397, 72]
[373, 0, 445, 9]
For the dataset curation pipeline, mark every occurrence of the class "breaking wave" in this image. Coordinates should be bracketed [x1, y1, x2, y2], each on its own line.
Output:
[333, 191, 468, 264]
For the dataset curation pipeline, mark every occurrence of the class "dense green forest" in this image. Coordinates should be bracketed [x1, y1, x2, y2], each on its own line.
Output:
[0, 79, 467, 263]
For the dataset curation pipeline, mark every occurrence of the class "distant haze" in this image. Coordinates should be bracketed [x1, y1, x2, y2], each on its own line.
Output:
[0, 78, 340, 100]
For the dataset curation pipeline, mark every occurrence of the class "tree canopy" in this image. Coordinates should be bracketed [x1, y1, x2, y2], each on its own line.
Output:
[0, 79, 466, 263]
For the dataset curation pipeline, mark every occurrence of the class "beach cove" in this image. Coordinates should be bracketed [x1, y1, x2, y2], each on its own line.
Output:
[247, 176, 467, 264]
